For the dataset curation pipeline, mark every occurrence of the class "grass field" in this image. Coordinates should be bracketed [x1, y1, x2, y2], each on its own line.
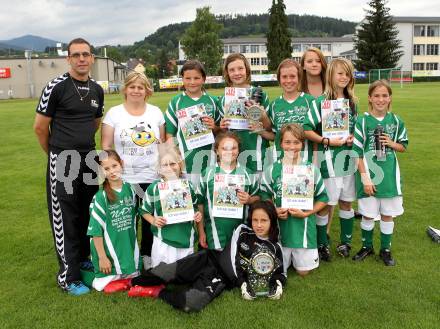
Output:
[0, 83, 439, 329]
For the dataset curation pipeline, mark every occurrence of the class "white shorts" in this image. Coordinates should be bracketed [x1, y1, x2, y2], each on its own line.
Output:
[151, 236, 194, 268]
[282, 247, 319, 273]
[92, 272, 138, 291]
[324, 175, 356, 205]
[358, 196, 404, 218]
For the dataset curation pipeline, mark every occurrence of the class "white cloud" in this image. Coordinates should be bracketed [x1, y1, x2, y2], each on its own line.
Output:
[0, 0, 438, 45]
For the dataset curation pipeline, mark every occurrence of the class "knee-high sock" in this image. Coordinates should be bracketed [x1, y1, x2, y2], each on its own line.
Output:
[380, 220, 394, 250]
[316, 213, 329, 246]
[339, 209, 354, 244]
[360, 218, 375, 248]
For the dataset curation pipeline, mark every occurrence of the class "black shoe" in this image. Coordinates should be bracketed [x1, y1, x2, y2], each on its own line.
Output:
[354, 210, 362, 219]
[352, 246, 374, 261]
[336, 243, 351, 258]
[379, 249, 396, 266]
[318, 245, 331, 262]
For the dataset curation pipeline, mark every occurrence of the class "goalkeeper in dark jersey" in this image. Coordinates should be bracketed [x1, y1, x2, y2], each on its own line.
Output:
[128, 200, 286, 312]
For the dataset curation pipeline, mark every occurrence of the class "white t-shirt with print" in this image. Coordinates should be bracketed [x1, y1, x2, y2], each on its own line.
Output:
[103, 103, 165, 183]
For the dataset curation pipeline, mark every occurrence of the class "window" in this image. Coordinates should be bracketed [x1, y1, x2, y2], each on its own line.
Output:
[427, 44, 439, 55]
[292, 57, 301, 62]
[312, 44, 321, 49]
[240, 45, 250, 53]
[427, 25, 440, 37]
[229, 45, 239, 53]
[223, 45, 229, 54]
[426, 63, 438, 70]
[250, 58, 260, 65]
[261, 57, 268, 66]
[413, 44, 425, 55]
[260, 45, 267, 53]
[302, 44, 311, 52]
[414, 25, 425, 37]
[292, 44, 301, 52]
[321, 44, 332, 52]
[413, 63, 425, 70]
[250, 45, 259, 53]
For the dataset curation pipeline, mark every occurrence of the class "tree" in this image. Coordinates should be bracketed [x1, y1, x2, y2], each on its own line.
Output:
[266, 0, 293, 71]
[157, 49, 170, 78]
[180, 7, 223, 75]
[354, 0, 403, 71]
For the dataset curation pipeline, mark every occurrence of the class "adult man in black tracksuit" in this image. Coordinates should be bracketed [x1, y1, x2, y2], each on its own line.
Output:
[34, 38, 104, 295]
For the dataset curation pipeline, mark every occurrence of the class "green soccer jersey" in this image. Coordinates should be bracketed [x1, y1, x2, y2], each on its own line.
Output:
[139, 178, 199, 248]
[353, 112, 408, 199]
[88, 182, 139, 278]
[260, 159, 328, 249]
[165, 92, 220, 174]
[303, 95, 358, 179]
[219, 86, 270, 172]
[197, 163, 259, 250]
[267, 93, 315, 162]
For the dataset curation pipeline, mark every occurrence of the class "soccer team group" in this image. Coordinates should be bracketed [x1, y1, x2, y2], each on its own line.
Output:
[34, 38, 408, 308]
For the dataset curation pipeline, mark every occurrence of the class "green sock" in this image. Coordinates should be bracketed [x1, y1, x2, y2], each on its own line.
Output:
[361, 228, 374, 248]
[380, 232, 392, 250]
[317, 224, 328, 246]
[340, 217, 354, 244]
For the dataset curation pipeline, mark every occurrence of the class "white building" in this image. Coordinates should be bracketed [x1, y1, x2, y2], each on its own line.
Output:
[393, 17, 440, 76]
[221, 36, 355, 73]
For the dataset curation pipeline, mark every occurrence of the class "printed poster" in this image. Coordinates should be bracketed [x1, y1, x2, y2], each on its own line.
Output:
[177, 104, 214, 150]
[158, 179, 194, 224]
[321, 99, 350, 139]
[224, 87, 251, 130]
[281, 165, 314, 210]
[212, 173, 245, 219]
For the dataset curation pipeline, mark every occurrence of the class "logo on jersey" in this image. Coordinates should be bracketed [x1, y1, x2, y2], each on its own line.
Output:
[131, 122, 157, 147]
[91, 99, 99, 108]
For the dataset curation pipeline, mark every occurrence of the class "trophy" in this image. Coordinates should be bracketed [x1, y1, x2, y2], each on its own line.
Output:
[246, 86, 264, 133]
[374, 124, 386, 159]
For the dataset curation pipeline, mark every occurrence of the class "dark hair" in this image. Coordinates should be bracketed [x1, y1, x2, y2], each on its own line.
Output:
[99, 150, 122, 203]
[223, 53, 251, 86]
[247, 200, 279, 243]
[67, 38, 92, 55]
[180, 60, 207, 80]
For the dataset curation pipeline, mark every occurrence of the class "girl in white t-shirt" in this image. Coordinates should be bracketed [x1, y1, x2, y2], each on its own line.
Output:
[101, 72, 165, 270]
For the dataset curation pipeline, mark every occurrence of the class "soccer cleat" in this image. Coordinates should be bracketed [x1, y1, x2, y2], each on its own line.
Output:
[379, 249, 396, 266]
[66, 281, 90, 296]
[128, 285, 165, 298]
[352, 246, 374, 261]
[427, 226, 440, 243]
[336, 243, 351, 258]
[318, 245, 331, 262]
[354, 210, 362, 219]
[103, 278, 132, 294]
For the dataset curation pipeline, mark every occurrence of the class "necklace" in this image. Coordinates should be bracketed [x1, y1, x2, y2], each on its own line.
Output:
[70, 75, 90, 101]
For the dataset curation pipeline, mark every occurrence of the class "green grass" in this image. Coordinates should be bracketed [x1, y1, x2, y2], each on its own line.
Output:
[1, 83, 439, 329]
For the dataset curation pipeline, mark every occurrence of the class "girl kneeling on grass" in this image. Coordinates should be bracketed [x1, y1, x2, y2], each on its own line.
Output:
[197, 131, 260, 250]
[352, 80, 408, 266]
[261, 124, 328, 277]
[87, 150, 140, 293]
[128, 201, 285, 312]
[139, 144, 202, 268]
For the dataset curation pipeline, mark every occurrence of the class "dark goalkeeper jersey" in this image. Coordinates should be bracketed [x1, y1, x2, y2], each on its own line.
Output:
[36, 72, 104, 152]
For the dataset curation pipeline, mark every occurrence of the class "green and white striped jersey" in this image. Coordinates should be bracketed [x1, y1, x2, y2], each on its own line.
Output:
[218, 86, 270, 172]
[303, 95, 358, 179]
[165, 92, 220, 174]
[139, 178, 199, 248]
[88, 182, 140, 278]
[197, 163, 259, 250]
[267, 93, 315, 162]
[260, 159, 328, 249]
[353, 112, 408, 199]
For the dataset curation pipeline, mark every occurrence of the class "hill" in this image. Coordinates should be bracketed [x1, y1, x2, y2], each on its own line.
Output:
[0, 34, 60, 52]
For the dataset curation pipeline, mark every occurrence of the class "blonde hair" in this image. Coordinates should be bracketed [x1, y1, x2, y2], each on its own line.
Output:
[325, 58, 358, 105]
[368, 79, 393, 112]
[122, 71, 153, 100]
[157, 143, 185, 178]
[280, 123, 305, 144]
[277, 59, 302, 92]
[223, 53, 251, 87]
[300, 47, 327, 93]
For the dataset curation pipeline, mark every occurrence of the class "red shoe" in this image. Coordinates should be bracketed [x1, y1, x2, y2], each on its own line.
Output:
[103, 278, 132, 294]
[128, 285, 165, 298]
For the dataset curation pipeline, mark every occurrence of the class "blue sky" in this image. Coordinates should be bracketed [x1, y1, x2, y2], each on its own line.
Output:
[1, 0, 439, 45]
